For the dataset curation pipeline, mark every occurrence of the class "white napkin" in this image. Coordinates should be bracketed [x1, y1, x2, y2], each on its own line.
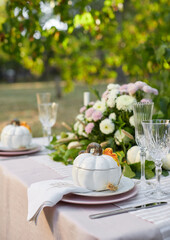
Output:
[27, 179, 91, 224]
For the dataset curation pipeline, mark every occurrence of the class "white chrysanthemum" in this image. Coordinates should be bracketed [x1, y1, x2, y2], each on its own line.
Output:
[114, 129, 130, 145]
[76, 114, 85, 122]
[74, 121, 86, 136]
[116, 95, 136, 111]
[107, 89, 119, 108]
[93, 100, 106, 113]
[129, 115, 135, 127]
[107, 83, 120, 91]
[99, 119, 115, 135]
[109, 113, 116, 121]
[110, 89, 120, 96]
[107, 96, 116, 108]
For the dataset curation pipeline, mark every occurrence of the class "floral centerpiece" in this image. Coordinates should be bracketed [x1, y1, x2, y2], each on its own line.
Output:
[50, 81, 168, 179]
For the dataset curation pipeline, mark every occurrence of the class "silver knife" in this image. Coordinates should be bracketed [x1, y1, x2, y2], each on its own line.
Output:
[89, 201, 167, 219]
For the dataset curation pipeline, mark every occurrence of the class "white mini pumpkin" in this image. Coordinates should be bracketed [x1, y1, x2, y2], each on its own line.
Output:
[127, 145, 150, 164]
[1, 119, 32, 149]
[72, 142, 121, 191]
[127, 146, 141, 164]
[162, 154, 170, 170]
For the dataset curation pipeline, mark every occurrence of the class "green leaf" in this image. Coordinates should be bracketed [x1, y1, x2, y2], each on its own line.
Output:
[64, 148, 80, 160]
[89, 87, 101, 100]
[145, 160, 155, 170]
[162, 169, 169, 177]
[123, 163, 136, 179]
[116, 151, 125, 165]
[50, 136, 57, 144]
[156, 44, 166, 61]
[159, 97, 170, 116]
[130, 162, 141, 179]
[145, 168, 155, 179]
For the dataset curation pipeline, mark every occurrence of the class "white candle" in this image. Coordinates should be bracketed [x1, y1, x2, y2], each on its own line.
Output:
[84, 92, 90, 106]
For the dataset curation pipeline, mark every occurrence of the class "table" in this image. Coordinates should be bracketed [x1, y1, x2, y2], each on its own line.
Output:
[0, 138, 169, 240]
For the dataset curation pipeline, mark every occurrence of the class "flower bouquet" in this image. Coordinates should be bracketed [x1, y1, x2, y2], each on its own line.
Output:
[50, 81, 168, 179]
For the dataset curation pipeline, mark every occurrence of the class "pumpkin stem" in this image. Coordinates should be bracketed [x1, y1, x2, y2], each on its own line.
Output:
[86, 142, 103, 156]
[11, 119, 20, 126]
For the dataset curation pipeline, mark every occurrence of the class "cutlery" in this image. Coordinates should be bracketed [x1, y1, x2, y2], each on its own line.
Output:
[89, 201, 167, 219]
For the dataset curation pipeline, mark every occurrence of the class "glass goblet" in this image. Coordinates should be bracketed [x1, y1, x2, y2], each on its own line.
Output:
[36, 92, 51, 144]
[36, 92, 51, 105]
[142, 119, 170, 199]
[133, 102, 154, 190]
[38, 102, 58, 146]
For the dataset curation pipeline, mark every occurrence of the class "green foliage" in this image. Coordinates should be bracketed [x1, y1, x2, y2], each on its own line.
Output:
[123, 160, 168, 180]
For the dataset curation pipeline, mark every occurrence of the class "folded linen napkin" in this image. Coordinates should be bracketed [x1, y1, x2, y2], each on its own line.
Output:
[27, 179, 91, 224]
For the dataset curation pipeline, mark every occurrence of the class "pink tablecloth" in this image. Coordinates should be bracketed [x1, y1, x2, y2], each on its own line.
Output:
[0, 154, 163, 240]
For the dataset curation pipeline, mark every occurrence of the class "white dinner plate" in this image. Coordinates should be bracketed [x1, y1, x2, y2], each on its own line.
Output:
[74, 176, 135, 197]
[62, 185, 137, 205]
[0, 143, 39, 152]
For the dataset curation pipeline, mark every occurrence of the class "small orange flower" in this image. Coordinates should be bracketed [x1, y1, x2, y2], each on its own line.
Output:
[103, 148, 120, 166]
[20, 122, 32, 132]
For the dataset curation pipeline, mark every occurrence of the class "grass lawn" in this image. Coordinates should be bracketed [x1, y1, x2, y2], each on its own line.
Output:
[0, 81, 107, 137]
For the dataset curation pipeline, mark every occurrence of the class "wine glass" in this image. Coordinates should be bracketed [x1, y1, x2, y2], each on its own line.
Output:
[36, 92, 51, 145]
[142, 119, 170, 199]
[36, 92, 51, 105]
[133, 102, 154, 190]
[37, 102, 58, 146]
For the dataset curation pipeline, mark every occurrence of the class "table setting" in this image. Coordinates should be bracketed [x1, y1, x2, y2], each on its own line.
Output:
[0, 81, 170, 240]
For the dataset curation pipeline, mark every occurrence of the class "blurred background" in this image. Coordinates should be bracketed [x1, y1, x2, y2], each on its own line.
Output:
[0, 0, 169, 137]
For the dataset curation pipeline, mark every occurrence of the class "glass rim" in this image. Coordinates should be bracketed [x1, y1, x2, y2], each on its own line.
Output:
[133, 102, 154, 106]
[142, 119, 170, 124]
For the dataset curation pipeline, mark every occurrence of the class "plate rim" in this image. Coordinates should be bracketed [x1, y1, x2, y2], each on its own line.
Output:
[0, 143, 40, 152]
[0, 145, 42, 156]
[62, 185, 137, 205]
[73, 176, 135, 197]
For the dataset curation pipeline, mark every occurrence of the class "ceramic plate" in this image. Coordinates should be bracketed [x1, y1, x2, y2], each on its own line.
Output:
[0, 145, 42, 156]
[73, 176, 135, 197]
[62, 185, 137, 205]
[0, 143, 39, 152]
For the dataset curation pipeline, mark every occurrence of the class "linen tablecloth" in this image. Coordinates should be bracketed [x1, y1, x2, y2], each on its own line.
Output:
[0, 152, 165, 240]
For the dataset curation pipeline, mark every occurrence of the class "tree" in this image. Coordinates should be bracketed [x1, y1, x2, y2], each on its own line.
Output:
[0, 0, 169, 116]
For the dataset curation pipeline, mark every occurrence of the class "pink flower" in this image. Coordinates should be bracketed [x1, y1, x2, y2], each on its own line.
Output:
[80, 106, 86, 113]
[135, 81, 147, 89]
[89, 101, 95, 106]
[128, 84, 139, 95]
[85, 123, 95, 134]
[102, 90, 109, 100]
[152, 88, 158, 95]
[92, 110, 103, 122]
[142, 86, 158, 95]
[85, 107, 95, 118]
[140, 98, 152, 103]
[119, 84, 129, 94]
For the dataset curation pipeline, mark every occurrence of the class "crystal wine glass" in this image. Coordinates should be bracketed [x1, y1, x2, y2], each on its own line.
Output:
[36, 92, 51, 105]
[37, 102, 58, 146]
[36, 92, 51, 145]
[142, 119, 170, 199]
[133, 102, 154, 190]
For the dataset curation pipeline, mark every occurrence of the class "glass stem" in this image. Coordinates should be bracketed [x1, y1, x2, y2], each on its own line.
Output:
[46, 127, 51, 146]
[155, 160, 162, 193]
[43, 126, 51, 146]
[140, 148, 146, 183]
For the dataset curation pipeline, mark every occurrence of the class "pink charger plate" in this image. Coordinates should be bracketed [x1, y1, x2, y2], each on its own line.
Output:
[62, 185, 138, 205]
[0, 145, 42, 156]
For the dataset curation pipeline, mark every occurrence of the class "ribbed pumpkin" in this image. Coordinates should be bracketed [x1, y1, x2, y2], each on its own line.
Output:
[1, 119, 32, 149]
[72, 143, 121, 191]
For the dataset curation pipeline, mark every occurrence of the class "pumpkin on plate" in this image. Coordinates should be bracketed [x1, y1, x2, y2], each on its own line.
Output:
[72, 142, 122, 191]
[1, 119, 32, 149]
